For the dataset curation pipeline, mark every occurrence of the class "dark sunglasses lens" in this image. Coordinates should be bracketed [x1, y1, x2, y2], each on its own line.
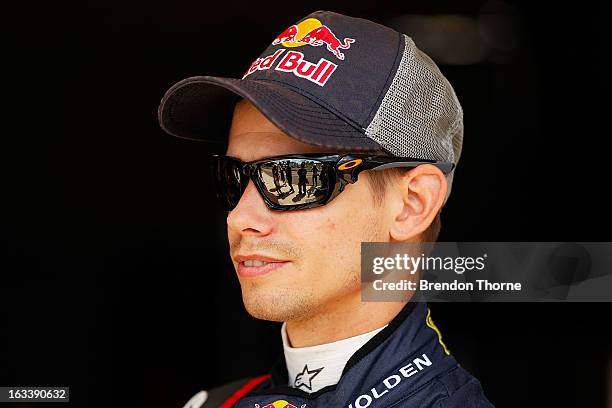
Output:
[255, 159, 331, 208]
[213, 157, 247, 210]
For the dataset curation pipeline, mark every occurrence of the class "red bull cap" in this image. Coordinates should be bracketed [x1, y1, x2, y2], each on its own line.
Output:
[158, 10, 464, 204]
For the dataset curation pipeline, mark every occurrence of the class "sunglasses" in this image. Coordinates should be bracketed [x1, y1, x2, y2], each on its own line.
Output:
[211, 153, 454, 211]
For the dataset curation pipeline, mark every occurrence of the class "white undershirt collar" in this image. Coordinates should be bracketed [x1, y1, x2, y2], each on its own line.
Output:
[281, 322, 388, 393]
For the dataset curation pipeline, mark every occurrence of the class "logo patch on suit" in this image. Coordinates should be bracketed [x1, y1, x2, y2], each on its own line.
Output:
[255, 400, 306, 408]
[294, 364, 324, 391]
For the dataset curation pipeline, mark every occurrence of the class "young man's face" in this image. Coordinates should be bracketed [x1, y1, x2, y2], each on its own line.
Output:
[226, 100, 389, 322]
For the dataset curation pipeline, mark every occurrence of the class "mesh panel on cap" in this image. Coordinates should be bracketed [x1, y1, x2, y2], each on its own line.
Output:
[365, 34, 464, 205]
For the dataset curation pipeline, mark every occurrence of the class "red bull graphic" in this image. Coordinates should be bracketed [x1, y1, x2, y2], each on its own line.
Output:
[271, 18, 355, 61]
[242, 18, 351, 85]
[272, 25, 299, 45]
[297, 26, 355, 60]
[254, 401, 306, 408]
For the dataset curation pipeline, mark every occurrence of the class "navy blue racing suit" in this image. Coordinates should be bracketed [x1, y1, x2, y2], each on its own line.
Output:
[183, 301, 494, 408]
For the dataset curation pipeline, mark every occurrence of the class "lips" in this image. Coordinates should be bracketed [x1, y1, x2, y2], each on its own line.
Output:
[235, 254, 289, 278]
[243, 259, 272, 267]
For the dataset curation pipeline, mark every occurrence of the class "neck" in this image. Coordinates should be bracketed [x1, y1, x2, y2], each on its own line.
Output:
[285, 292, 408, 348]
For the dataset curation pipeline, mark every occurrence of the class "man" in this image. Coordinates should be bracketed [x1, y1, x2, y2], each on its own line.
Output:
[279, 162, 286, 185]
[311, 164, 319, 188]
[297, 162, 308, 195]
[271, 163, 283, 197]
[158, 10, 493, 408]
[284, 161, 294, 194]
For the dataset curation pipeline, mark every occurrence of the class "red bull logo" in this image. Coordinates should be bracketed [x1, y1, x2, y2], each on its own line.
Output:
[254, 400, 306, 408]
[242, 18, 353, 86]
[272, 18, 355, 61]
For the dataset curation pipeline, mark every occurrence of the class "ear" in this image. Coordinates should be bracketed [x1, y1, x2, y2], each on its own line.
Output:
[388, 164, 448, 241]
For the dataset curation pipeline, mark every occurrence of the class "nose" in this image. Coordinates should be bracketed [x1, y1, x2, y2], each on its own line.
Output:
[226, 180, 274, 237]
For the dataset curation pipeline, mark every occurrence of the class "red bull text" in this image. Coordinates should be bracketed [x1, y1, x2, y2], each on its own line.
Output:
[243, 50, 337, 87]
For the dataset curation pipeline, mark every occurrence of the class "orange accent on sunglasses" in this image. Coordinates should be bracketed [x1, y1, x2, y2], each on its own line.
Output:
[337, 159, 363, 171]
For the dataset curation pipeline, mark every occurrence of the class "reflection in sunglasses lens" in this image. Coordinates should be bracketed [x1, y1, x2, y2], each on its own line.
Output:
[258, 159, 329, 206]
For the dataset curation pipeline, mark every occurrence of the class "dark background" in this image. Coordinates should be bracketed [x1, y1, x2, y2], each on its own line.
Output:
[2, 0, 611, 407]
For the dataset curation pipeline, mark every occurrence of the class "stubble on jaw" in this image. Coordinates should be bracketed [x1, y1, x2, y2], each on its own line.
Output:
[236, 202, 385, 323]
[230, 238, 312, 322]
[240, 279, 317, 322]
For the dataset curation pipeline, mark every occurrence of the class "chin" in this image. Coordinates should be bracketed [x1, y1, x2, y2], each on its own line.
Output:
[240, 283, 316, 322]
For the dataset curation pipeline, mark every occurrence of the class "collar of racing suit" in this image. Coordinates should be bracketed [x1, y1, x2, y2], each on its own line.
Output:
[233, 300, 460, 408]
[281, 319, 389, 393]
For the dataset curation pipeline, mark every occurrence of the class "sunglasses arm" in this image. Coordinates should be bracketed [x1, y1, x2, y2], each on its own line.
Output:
[370, 161, 455, 174]
[337, 155, 455, 184]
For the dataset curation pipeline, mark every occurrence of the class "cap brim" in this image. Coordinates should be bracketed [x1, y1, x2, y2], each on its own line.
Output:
[158, 76, 383, 151]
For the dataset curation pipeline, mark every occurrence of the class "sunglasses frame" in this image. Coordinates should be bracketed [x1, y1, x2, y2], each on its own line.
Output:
[211, 153, 455, 211]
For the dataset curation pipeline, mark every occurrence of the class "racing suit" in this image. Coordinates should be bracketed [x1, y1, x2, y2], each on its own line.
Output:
[183, 301, 494, 407]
